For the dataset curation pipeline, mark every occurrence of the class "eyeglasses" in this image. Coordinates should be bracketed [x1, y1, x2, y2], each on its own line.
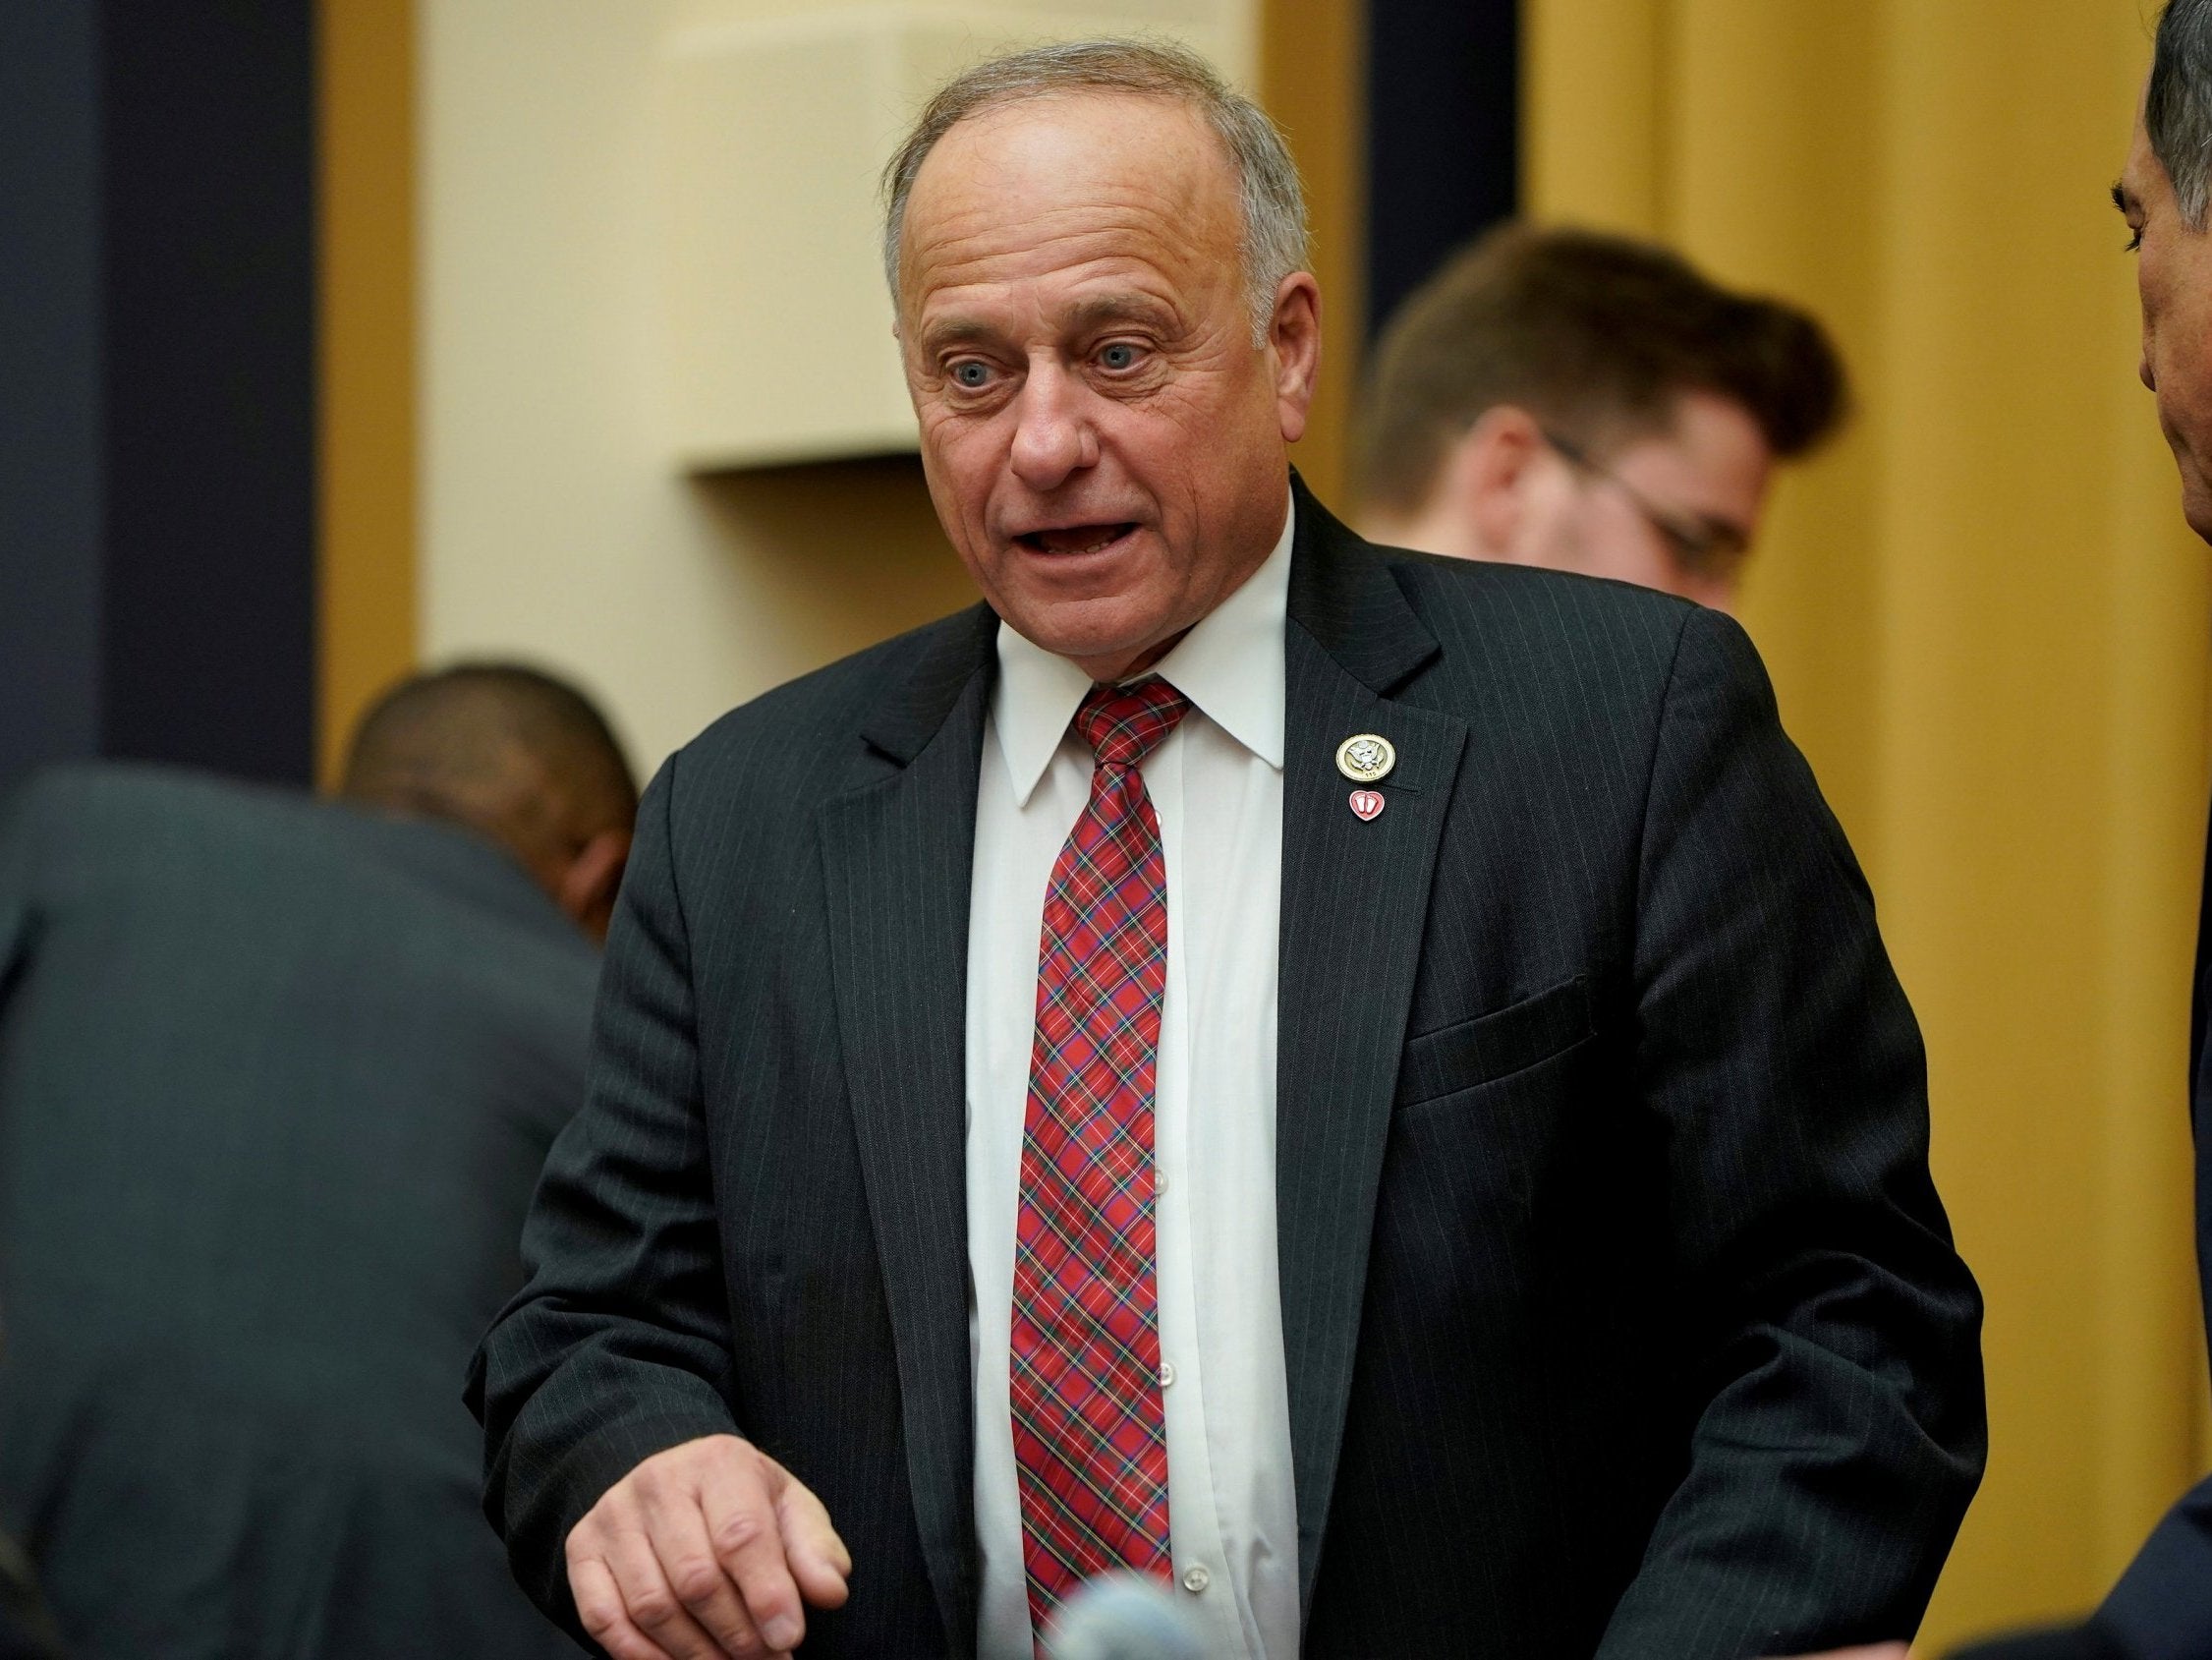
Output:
[1539, 427, 1752, 581]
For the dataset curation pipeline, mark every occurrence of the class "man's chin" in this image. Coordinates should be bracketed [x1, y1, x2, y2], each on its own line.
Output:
[2183, 474, 2212, 549]
[1004, 600, 1185, 681]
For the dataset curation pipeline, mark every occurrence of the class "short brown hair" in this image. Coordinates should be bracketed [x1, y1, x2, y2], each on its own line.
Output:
[1357, 221, 1848, 515]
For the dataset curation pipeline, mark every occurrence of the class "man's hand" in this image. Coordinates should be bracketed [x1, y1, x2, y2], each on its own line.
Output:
[566, 1434, 851, 1660]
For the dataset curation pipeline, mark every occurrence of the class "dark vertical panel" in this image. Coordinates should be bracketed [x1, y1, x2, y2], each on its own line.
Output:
[1363, 0, 1518, 341]
[99, 0, 317, 784]
[0, 1, 105, 787]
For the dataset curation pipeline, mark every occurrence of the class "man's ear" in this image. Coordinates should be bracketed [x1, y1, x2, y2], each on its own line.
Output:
[557, 828, 632, 944]
[1271, 272, 1324, 443]
[1443, 404, 1548, 558]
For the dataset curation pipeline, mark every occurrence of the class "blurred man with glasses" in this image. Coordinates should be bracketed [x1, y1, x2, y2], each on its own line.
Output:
[1357, 222, 1846, 612]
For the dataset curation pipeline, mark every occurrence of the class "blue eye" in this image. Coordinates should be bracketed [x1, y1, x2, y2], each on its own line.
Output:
[952, 361, 992, 388]
[1099, 342, 1141, 371]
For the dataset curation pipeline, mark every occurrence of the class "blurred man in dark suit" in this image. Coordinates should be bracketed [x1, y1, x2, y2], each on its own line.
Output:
[0, 662, 635, 1660]
[1356, 222, 1847, 612]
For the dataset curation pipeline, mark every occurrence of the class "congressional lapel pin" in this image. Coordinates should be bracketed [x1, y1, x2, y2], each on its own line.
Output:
[1335, 732, 1396, 784]
[1348, 789, 1386, 822]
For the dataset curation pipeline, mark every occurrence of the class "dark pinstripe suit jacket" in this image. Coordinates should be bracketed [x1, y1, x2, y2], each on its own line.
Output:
[473, 482, 1987, 1658]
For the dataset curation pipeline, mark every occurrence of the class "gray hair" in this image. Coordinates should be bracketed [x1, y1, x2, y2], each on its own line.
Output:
[879, 37, 1310, 345]
[2152, 0, 2212, 229]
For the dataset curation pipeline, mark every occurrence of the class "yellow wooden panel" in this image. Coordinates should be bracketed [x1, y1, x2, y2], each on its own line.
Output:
[1262, 0, 1364, 506]
[1523, 0, 1664, 235]
[317, 0, 418, 785]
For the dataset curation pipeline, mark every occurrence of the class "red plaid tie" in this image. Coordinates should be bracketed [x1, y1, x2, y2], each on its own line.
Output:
[1010, 676, 1189, 1636]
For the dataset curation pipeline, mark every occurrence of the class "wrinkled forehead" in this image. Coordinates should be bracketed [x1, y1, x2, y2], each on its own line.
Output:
[897, 91, 1243, 314]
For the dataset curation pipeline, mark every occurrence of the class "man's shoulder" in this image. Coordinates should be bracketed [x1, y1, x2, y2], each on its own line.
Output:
[1352, 537, 1713, 707]
[667, 601, 992, 788]
[5, 764, 577, 961]
[4, 761, 316, 853]
[1374, 538, 1698, 642]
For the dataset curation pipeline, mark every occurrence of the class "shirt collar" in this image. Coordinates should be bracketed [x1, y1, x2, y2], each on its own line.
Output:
[992, 491, 1293, 808]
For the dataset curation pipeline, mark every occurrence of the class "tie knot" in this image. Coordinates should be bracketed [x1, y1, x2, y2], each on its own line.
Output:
[1076, 677, 1189, 769]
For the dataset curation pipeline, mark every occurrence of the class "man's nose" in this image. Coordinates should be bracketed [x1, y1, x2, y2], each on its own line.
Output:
[1008, 363, 1098, 489]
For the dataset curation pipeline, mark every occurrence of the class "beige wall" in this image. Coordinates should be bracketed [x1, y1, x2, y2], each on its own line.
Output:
[420, 0, 1258, 773]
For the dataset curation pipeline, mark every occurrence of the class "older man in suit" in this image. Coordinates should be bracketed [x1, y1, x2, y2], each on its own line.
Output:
[473, 38, 1986, 1660]
[0, 664, 634, 1659]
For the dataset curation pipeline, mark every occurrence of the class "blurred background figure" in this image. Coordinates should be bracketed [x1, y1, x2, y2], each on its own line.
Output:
[1354, 221, 1847, 611]
[0, 663, 634, 1660]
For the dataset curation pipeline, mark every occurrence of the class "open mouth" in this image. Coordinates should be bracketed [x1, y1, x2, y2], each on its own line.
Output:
[1014, 523, 1138, 556]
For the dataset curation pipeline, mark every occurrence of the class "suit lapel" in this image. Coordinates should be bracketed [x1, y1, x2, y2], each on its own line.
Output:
[1276, 487, 1467, 1615]
[818, 603, 997, 1657]
[813, 493, 1464, 1636]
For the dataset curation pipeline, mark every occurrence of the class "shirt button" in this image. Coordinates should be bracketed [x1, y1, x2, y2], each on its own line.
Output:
[1159, 1360, 1176, 1388]
[1182, 1564, 1211, 1594]
[1156, 1170, 1169, 1194]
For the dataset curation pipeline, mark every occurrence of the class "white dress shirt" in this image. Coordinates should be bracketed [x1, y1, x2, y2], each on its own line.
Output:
[965, 499, 1300, 1660]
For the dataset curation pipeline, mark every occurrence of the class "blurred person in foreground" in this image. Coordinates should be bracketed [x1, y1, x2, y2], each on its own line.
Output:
[1357, 221, 1848, 611]
[473, 37, 1983, 1660]
[1946, 4, 2212, 1657]
[0, 663, 636, 1659]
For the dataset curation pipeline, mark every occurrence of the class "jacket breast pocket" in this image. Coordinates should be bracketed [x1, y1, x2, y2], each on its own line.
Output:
[1394, 975, 1595, 1111]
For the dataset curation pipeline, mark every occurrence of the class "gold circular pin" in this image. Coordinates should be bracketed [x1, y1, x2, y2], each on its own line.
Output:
[1335, 732, 1396, 784]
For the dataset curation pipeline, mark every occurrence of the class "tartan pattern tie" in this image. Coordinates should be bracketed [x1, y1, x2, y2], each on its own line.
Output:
[1010, 676, 1189, 1636]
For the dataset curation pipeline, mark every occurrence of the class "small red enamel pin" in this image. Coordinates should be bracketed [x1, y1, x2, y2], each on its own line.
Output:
[1348, 789, 1385, 822]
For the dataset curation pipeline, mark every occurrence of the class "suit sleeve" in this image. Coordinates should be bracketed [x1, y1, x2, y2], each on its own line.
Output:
[1594, 605, 1987, 1658]
[469, 751, 742, 1635]
[0, 780, 48, 1004]
[2088, 866, 2212, 1660]
[2090, 1474, 2212, 1659]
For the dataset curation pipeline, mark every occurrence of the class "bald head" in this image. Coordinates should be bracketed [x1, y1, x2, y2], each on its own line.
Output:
[340, 663, 638, 940]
